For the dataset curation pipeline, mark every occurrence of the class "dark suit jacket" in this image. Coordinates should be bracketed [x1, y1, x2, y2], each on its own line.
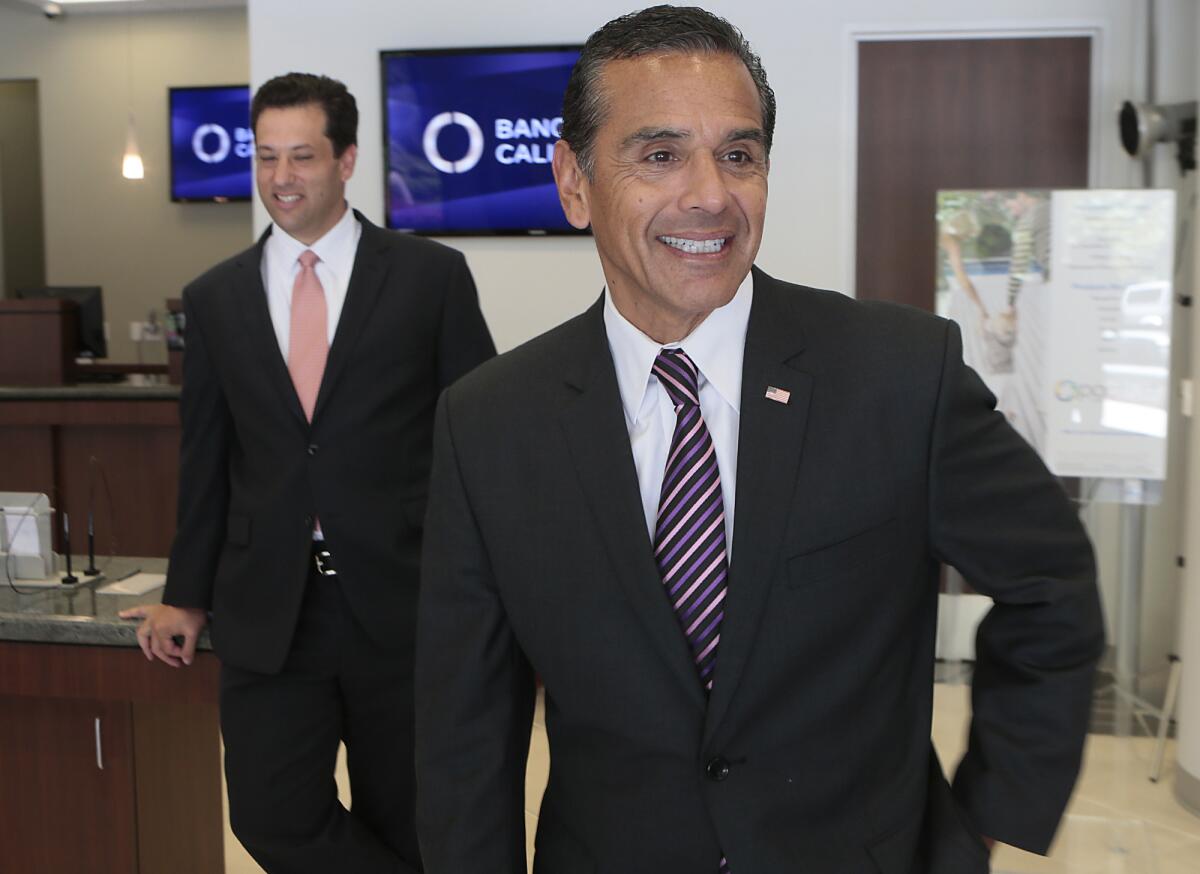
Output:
[415, 268, 1103, 874]
[163, 212, 495, 675]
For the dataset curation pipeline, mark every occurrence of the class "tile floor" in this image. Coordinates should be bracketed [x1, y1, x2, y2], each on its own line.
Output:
[223, 683, 1200, 873]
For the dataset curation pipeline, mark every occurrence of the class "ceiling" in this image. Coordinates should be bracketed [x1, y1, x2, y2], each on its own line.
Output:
[2, 0, 244, 15]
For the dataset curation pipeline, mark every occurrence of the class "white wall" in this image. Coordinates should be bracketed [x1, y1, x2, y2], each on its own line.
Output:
[1136, 0, 1198, 708]
[1175, 0, 1200, 815]
[248, 0, 1143, 353]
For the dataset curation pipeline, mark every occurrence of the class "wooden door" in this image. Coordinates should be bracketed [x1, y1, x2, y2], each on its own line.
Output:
[856, 37, 1091, 309]
[0, 696, 138, 872]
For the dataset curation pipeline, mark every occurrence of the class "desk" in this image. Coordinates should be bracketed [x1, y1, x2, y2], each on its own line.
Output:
[0, 557, 223, 873]
[0, 384, 181, 556]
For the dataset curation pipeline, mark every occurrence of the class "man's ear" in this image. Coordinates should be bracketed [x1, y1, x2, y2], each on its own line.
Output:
[338, 143, 358, 182]
[552, 140, 592, 230]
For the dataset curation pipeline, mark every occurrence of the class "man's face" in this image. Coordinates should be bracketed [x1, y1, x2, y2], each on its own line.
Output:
[255, 103, 356, 245]
[554, 52, 769, 342]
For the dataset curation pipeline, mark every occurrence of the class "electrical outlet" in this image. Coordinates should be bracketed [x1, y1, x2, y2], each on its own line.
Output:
[130, 321, 164, 342]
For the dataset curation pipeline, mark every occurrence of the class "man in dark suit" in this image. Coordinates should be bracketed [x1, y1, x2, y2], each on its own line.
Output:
[120, 73, 495, 872]
[414, 7, 1103, 873]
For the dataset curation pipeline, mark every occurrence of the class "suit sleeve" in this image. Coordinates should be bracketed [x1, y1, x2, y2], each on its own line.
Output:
[162, 287, 232, 610]
[436, 252, 496, 390]
[415, 388, 535, 874]
[928, 320, 1104, 854]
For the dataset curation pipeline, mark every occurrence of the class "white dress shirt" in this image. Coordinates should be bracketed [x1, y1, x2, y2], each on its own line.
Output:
[261, 203, 362, 360]
[603, 273, 753, 555]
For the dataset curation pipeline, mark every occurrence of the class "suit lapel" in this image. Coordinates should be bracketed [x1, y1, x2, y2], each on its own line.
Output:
[559, 299, 708, 708]
[703, 269, 813, 746]
[312, 211, 390, 422]
[237, 229, 308, 425]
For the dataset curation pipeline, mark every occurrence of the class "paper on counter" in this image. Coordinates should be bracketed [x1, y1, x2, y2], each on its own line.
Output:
[98, 573, 166, 596]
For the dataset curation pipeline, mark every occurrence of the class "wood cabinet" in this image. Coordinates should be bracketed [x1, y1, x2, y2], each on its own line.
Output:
[0, 299, 78, 386]
[0, 641, 223, 873]
[0, 696, 138, 871]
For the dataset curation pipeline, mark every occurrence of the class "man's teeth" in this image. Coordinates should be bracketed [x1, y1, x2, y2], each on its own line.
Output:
[660, 236, 726, 254]
[277, 194, 301, 203]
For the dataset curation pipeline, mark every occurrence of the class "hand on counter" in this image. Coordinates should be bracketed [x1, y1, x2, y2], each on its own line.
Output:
[118, 604, 207, 667]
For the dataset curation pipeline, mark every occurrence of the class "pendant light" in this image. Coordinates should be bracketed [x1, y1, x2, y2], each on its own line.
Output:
[122, 113, 144, 179]
[121, 19, 143, 180]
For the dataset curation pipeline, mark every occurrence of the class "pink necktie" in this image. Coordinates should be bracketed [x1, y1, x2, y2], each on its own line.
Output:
[288, 249, 328, 422]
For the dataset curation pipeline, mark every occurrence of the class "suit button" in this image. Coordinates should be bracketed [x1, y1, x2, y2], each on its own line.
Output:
[307, 444, 318, 456]
[705, 756, 731, 782]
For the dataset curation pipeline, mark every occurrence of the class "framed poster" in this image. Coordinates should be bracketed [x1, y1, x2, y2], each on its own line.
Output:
[937, 189, 1175, 482]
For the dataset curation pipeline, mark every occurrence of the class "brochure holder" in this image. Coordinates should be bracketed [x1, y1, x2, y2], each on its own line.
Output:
[0, 492, 55, 580]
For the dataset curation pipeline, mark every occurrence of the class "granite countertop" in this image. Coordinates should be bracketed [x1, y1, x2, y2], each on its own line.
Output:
[0, 383, 181, 401]
[0, 556, 211, 650]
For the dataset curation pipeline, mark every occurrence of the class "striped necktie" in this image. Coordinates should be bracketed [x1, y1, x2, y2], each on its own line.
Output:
[652, 348, 734, 874]
[651, 348, 729, 694]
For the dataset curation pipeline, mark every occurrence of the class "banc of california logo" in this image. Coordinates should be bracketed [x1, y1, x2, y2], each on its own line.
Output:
[193, 124, 232, 164]
[192, 124, 254, 164]
[423, 111, 485, 174]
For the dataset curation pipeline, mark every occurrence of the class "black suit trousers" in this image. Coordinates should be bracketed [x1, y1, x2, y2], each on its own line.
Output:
[220, 563, 420, 874]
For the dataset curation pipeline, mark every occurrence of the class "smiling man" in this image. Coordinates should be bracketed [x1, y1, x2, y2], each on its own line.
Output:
[415, 7, 1102, 874]
[121, 73, 494, 873]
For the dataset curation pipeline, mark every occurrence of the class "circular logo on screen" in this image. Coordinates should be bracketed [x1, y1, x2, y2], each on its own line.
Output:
[423, 112, 485, 174]
[192, 124, 232, 164]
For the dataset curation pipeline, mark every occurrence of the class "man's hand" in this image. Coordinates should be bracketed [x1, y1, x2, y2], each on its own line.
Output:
[118, 604, 207, 667]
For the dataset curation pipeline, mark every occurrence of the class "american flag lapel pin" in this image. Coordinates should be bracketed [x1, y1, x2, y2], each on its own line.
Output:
[765, 386, 791, 404]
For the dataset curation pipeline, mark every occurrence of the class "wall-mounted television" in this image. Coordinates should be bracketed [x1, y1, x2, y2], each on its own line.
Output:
[380, 46, 584, 235]
[169, 85, 254, 203]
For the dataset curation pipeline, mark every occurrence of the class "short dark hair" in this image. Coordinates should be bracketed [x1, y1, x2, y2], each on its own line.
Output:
[251, 72, 358, 157]
[561, 5, 776, 178]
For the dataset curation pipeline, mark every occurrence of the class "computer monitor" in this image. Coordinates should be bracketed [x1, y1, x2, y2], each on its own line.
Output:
[15, 286, 107, 359]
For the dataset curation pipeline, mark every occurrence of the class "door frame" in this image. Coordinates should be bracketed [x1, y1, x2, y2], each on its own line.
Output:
[841, 20, 1112, 297]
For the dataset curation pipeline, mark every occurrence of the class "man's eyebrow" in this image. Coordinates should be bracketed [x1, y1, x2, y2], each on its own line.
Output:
[255, 143, 316, 153]
[619, 126, 767, 149]
[621, 127, 690, 149]
[727, 128, 767, 145]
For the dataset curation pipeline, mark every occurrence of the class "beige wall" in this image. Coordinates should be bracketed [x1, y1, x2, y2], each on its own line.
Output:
[0, 5, 252, 361]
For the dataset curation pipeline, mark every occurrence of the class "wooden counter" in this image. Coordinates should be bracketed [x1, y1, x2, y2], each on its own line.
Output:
[0, 558, 222, 873]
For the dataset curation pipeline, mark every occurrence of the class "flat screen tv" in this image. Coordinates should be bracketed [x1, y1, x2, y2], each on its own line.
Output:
[169, 85, 253, 203]
[380, 46, 584, 235]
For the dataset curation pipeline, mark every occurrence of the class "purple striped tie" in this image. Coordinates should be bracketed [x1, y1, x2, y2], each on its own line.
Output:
[652, 348, 729, 694]
[653, 349, 734, 874]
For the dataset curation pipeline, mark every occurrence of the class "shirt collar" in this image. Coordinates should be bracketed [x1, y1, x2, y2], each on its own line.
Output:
[603, 271, 754, 426]
[266, 202, 358, 271]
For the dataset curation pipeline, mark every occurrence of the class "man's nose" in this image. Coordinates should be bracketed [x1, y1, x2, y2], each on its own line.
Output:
[679, 153, 732, 214]
[272, 157, 293, 186]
